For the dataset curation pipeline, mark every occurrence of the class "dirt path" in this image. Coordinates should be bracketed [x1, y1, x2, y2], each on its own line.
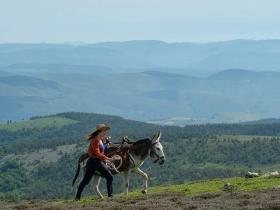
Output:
[2, 188, 280, 210]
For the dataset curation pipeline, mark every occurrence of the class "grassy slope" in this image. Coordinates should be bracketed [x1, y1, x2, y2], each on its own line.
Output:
[0, 116, 77, 132]
[56, 176, 280, 203]
[2, 114, 280, 208]
[3, 176, 279, 210]
[139, 176, 280, 196]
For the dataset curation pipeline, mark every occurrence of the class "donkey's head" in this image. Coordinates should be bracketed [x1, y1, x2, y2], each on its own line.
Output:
[150, 131, 165, 165]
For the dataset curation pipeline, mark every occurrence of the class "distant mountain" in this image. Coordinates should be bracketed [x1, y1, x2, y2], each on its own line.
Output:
[2, 40, 280, 122]
[5, 63, 112, 75]
[0, 73, 62, 121]
[242, 118, 280, 125]
[0, 71, 15, 77]
[209, 69, 261, 80]
[0, 75, 59, 88]
[2, 40, 280, 76]
[1, 69, 280, 123]
[142, 70, 197, 79]
[209, 69, 280, 80]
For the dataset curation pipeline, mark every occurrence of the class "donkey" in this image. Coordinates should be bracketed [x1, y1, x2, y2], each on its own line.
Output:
[72, 131, 165, 198]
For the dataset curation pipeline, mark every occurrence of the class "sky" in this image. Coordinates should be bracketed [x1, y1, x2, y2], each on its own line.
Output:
[0, 0, 280, 43]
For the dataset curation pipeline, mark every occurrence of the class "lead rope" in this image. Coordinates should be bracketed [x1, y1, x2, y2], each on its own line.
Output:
[128, 152, 136, 168]
[107, 157, 121, 173]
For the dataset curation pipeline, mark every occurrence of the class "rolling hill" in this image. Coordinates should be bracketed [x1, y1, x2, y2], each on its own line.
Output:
[1, 112, 280, 201]
[1, 68, 280, 123]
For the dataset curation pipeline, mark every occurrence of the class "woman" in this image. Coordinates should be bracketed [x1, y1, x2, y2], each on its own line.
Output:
[75, 124, 114, 200]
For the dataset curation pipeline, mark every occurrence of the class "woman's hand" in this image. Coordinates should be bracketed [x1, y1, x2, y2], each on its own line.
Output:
[105, 157, 114, 164]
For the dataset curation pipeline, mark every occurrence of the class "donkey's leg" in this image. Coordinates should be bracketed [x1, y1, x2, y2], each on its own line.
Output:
[136, 167, 148, 194]
[92, 175, 103, 199]
[123, 171, 130, 196]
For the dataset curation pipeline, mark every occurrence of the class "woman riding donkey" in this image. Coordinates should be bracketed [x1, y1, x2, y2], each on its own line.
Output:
[74, 124, 114, 200]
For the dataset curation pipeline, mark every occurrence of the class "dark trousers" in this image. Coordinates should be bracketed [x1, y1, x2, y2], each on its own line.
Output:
[75, 158, 113, 199]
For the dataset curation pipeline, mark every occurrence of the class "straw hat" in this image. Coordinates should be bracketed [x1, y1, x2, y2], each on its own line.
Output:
[87, 124, 110, 140]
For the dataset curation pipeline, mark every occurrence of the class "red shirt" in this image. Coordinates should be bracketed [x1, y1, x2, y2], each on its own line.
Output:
[87, 138, 106, 161]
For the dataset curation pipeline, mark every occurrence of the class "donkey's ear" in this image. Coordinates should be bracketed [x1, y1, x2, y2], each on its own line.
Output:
[156, 130, 162, 141]
[152, 131, 161, 143]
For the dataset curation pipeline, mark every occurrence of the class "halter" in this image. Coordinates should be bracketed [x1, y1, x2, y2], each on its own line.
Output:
[150, 141, 165, 163]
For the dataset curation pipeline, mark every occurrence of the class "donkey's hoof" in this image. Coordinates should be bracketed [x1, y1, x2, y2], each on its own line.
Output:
[141, 190, 147, 194]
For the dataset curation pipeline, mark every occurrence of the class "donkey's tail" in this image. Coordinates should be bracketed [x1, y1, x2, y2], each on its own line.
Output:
[72, 153, 89, 186]
[72, 160, 80, 187]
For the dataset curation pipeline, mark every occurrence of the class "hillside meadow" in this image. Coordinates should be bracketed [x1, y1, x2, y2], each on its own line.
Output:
[1, 112, 280, 201]
[1, 176, 280, 209]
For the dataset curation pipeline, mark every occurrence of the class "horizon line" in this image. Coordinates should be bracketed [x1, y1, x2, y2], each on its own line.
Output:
[1, 38, 280, 45]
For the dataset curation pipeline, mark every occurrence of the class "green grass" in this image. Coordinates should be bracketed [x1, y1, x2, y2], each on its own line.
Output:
[121, 176, 280, 198]
[186, 162, 280, 173]
[52, 176, 280, 205]
[0, 117, 78, 132]
[143, 176, 280, 196]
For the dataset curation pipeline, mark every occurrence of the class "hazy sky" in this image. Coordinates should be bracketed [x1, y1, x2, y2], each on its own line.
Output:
[1, 0, 280, 43]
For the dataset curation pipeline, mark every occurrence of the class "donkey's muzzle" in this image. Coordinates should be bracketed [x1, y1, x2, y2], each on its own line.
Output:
[159, 157, 165, 165]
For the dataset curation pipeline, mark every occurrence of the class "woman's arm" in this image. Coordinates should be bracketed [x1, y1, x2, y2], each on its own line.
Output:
[91, 138, 107, 161]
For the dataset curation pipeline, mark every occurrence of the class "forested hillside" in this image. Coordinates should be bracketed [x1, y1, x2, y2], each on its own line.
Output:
[1, 112, 280, 200]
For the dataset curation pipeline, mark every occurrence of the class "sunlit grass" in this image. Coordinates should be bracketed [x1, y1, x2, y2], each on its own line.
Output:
[0, 117, 77, 131]
[144, 176, 280, 196]
[51, 176, 280, 206]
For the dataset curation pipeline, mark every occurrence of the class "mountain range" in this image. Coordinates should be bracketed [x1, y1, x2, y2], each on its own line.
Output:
[2, 39, 280, 76]
[1, 40, 280, 123]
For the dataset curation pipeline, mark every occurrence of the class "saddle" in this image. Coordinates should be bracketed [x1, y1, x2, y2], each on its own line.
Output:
[79, 136, 134, 175]
[105, 138, 133, 173]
